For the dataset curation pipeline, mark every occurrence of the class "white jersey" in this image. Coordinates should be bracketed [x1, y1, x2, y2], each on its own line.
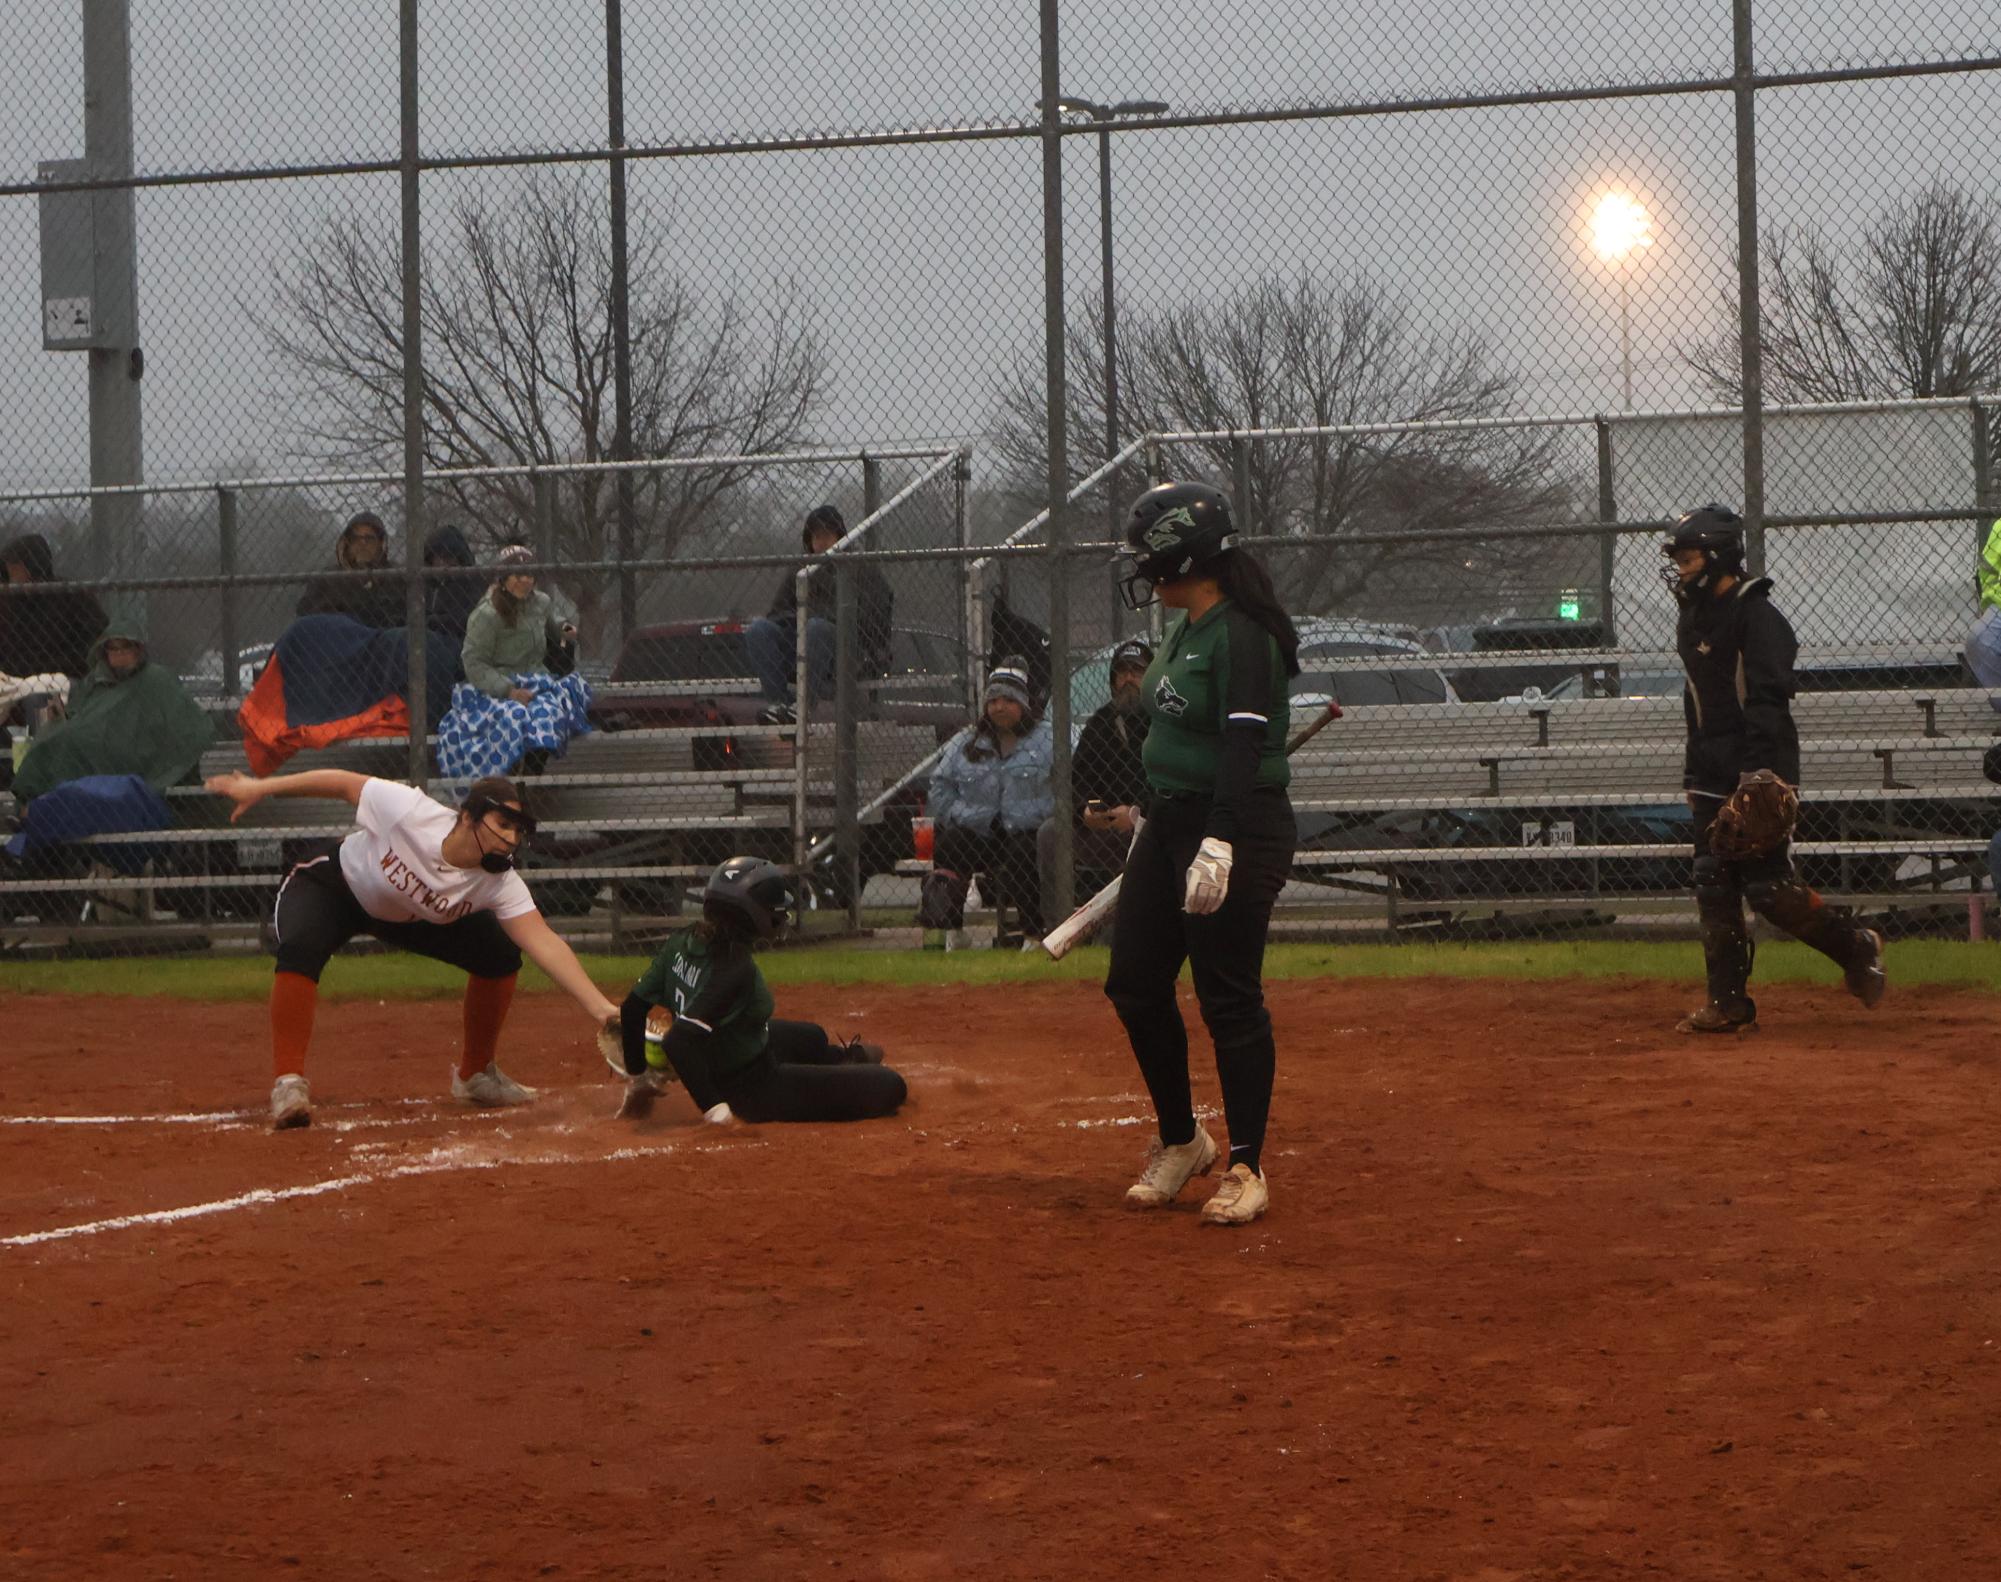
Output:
[338, 779, 536, 925]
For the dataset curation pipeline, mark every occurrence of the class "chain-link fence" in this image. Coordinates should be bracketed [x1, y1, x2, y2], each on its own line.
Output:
[2, 2, 1997, 953]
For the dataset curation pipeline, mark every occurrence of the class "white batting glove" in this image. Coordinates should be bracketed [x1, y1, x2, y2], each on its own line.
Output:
[1183, 836, 1233, 914]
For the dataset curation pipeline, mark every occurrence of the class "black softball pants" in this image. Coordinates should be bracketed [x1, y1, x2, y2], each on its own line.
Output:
[1690, 795, 1872, 1011]
[271, 849, 522, 982]
[1104, 786, 1296, 1175]
[666, 1017, 907, 1124]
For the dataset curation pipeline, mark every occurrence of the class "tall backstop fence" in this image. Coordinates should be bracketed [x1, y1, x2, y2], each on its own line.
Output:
[1, 2, 1997, 951]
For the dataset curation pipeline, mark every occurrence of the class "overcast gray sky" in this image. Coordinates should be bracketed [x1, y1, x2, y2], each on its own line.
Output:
[2, 0, 1995, 500]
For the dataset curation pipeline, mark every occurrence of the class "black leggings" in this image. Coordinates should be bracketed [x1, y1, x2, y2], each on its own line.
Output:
[1104, 786, 1296, 1174]
[665, 1018, 907, 1123]
[271, 850, 522, 982]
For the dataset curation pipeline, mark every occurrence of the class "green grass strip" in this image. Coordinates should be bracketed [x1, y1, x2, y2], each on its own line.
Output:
[1, 937, 1992, 1001]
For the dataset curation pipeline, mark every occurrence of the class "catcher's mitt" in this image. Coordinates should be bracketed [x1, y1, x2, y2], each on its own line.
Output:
[1709, 769, 1799, 860]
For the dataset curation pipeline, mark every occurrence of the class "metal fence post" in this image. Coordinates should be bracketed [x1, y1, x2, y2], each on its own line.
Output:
[1230, 431, 1252, 532]
[217, 486, 240, 699]
[1040, 0, 1075, 928]
[606, 0, 639, 647]
[834, 549, 859, 931]
[531, 468, 556, 565]
[1973, 401, 1995, 529]
[398, 0, 428, 787]
[1594, 417, 1618, 647]
[954, 448, 975, 708]
[1733, 0, 1767, 577]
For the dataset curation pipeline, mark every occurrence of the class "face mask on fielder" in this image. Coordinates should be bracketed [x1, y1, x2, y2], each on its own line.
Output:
[463, 794, 536, 874]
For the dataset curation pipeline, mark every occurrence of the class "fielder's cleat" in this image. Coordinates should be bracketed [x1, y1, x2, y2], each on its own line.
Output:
[1676, 999, 1758, 1035]
[1124, 1125, 1220, 1209]
[452, 1063, 537, 1107]
[270, 1073, 312, 1130]
[837, 1037, 886, 1065]
[616, 1068, 673, 1120]
[1200, 1162, 1270, 1226]
[1844, 929, 1887, 1009]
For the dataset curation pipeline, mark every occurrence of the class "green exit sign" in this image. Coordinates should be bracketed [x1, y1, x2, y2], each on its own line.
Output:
[1557, 588, 1582, 621]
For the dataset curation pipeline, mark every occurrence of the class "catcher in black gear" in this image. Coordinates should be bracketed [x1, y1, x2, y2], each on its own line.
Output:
[1665, 504, 1886, 1032]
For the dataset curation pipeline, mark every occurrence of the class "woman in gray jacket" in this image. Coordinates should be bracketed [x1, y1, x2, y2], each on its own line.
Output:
[461, 545, 578, 701]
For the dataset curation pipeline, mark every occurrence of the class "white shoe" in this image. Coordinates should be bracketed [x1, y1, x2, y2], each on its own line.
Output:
[1124, 1125, 1220, 1208]
[452, 1063, 537, 1107]
[1200, 1162, 1270, 1226]
[270, 1073, 312, 1130]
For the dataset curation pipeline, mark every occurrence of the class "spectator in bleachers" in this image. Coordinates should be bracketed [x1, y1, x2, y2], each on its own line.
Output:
[745, 504, 894, 725]
[1038, 636, 1153, 927]
[0, 532, 108, 687]
[423, 522, 483, 651]
[437, 545, 591, 781]
[11, 606, 214, 804]
[917, 657, 1054, 946]
[1969, 514, 2001, 700]
[296, 510, 406, 629]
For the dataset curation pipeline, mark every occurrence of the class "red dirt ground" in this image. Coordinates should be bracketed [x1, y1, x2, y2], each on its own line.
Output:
[1, 976, 1998, 1581]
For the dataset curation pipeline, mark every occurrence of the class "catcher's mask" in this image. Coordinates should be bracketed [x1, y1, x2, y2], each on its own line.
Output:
[704, 855, 796, 942]
[1660, 503, 1746, 601]
[462, 782, 535, 874]
[1118, 482, 1236, 610]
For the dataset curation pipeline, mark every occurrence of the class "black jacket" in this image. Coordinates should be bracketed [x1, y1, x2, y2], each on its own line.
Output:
[766, 557, 894, 673]
[1071, 700, 1149, 820]
[421, 525, 483, 646]
[1676, 576, 1800, 795]
[0, 533, 108, 682]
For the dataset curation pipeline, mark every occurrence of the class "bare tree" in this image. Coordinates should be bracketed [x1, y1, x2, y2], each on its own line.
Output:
[257, 171, 825, 627]
[1686, 179, 2001, 402]
[993, 272, 1569, 614]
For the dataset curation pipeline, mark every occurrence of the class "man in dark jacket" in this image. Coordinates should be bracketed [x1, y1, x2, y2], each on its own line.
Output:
[1038, 636, 1151, 923]
[744, 504, 894, 723]
[422, 523, 482, 650]
[1666, 504, 1885, 1033]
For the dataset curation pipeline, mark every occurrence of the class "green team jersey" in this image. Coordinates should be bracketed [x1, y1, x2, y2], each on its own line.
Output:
[1980, 517, 2001, 613]
[1140, 598, 1291, 795]
[632, 927, 774, 1074]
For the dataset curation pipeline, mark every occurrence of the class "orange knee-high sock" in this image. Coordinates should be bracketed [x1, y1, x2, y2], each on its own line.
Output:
[461, 973, 518, 1079]
[271, 971, 319, 1078]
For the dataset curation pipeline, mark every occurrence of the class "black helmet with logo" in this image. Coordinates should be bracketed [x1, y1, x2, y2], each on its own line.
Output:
[1118, 482, 1236, 609]
[1660, 502, 1745, 599]
[703, 855, 797, 941]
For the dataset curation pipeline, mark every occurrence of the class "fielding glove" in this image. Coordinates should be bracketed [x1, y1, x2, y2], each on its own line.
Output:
[1183, 837, 1234, 915]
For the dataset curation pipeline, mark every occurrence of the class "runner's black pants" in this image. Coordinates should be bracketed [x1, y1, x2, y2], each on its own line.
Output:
[1104, 786, 1295, 1174]
[664, 1017, 907, 1123]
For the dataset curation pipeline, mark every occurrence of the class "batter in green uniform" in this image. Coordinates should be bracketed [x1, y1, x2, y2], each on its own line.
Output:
[1104, 482, 1300, 1227]
[609, 857, 908, 1123]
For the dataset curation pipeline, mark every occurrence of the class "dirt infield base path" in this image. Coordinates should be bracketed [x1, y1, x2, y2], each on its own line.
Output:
[2, 977, 1998, 1580]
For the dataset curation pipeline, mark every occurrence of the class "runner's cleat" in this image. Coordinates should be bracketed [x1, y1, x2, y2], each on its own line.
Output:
[1199, 1163, 1270, 1226]
[1124, 1125, 1220, 1209]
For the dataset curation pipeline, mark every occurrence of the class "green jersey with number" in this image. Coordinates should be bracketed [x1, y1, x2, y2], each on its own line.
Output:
[633, 928, 774, 1074]
[1140, 599, 1291, 795]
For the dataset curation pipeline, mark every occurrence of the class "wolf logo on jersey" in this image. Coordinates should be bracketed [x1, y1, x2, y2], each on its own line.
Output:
[1153, 673, 1190, 717]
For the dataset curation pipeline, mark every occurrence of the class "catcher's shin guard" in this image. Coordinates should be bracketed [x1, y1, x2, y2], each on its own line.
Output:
[1693, 856, 1754, 1007]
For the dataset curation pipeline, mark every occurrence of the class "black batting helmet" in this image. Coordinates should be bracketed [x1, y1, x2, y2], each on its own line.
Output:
[703, 855, 796, 941]
[1660, 502, 1745, 598]
[1118, 482, 1236, 609]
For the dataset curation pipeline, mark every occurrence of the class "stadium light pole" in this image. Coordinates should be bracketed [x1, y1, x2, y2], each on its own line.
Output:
[1589, 191, 1654, 410]
[1056, 94, 1168, 632]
